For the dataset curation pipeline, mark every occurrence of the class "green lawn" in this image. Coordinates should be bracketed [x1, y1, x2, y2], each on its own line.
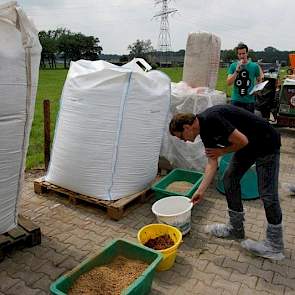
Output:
[27, 69, 68, 169]
[161, 67, 231, 96]
[25, 66, 232, 169]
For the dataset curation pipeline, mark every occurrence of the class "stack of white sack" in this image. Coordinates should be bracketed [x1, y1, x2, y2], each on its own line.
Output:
[0, 1, 41, 234]
[160, 31, 224, 172]
[183, 32, 221, 89]
[160, 82, 226, 171]
[45, 59, 171, 201]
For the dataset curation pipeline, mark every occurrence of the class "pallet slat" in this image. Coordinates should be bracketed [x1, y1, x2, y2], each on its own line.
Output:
[18, 215, 40, 233]
[0, 215, 41, 262]
[8, 227, 26, 239]
[33, 177, 154, 220]
[0, 235, 11, 247]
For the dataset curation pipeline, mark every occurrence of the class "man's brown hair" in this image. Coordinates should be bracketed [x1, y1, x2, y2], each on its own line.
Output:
[169, 113, 196, 135]
[235, 42, 248, 53]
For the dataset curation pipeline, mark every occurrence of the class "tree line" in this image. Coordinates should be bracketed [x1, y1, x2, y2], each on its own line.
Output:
[113, 42, 294, 67]
[39, 28, 102, 69]
[221, 46, 292, 65]
[39, 28, 293, 69]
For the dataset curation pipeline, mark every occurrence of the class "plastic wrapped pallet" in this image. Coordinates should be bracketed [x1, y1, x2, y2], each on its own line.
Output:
[160, 82, 226, 171]
[183, 32, 221, 89]
[0, 1, 41, 234]
[45, 60, 171, 201]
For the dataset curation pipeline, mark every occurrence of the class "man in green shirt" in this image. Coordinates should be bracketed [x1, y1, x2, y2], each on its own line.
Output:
[227, 43, 263, 112]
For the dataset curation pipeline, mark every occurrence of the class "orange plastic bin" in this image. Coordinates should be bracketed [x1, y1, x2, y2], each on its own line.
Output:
[289, 53, 295, 69]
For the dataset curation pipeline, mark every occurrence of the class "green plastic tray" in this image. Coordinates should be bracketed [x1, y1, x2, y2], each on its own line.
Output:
[50, 239, 163, 295]
[152, 168, 203, 199]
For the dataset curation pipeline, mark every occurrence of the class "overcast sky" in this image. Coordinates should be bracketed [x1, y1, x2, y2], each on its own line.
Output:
[5, 0, 295, 54]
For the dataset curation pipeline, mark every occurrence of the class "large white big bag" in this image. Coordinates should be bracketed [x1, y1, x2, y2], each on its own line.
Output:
[46, 60, 170, 201]
[183, 32, 221, 89]
[160, 82, 227, 171]
[0, 1, 41, 234]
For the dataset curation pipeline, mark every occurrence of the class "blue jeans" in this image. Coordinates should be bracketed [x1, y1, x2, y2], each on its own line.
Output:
[223, 151, 282, 225]
[231, 101, 255, 113]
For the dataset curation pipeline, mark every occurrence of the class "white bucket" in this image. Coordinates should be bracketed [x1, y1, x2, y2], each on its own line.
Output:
[152, 196, 193, 235]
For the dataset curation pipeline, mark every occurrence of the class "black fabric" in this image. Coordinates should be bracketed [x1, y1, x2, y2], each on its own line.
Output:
[255, 78, 277, 116]
[197, 104, 281, 156]
[231, 101, 255, 113]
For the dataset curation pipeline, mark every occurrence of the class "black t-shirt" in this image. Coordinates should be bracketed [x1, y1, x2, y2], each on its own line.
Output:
[197, 104, 281, 156]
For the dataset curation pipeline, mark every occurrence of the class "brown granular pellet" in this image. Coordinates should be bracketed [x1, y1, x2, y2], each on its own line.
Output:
[166, 181, 193, 194]
[68, 256, 148, 295]
[144, 234, 174, 250]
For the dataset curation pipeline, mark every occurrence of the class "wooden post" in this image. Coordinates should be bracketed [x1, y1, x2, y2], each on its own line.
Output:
[43, 99, 51, 171]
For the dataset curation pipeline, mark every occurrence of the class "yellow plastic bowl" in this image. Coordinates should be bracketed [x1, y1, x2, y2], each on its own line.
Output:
[137, 223, 182, 271]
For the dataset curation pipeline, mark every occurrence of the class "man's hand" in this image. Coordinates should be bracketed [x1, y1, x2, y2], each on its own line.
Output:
[205, 129, 249, 159]
[205, 148, 223, 159]
[190, 191, 204, 205]
[189, 158, 218, 206]
[235, 61, 242, 72]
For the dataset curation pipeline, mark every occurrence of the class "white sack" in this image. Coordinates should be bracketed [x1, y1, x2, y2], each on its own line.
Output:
[0, 1, 41, 234]
[160, 82, 226, 171]
[46, 60, 170, 201]
[183, 32, 221, 89]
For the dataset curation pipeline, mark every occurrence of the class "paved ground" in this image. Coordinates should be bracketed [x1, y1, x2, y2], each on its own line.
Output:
[0, 128, 295, 295]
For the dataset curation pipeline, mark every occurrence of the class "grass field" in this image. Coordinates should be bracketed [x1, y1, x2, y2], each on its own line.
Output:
[27, 69, 68, 169]
[25, 67, 233, 169]
[25, 66, 252, 169]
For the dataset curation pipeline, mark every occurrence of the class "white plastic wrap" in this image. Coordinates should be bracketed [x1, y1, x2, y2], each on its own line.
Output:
[160, 82, 226, 171]
[183, 32, 221, 89]
[46, 60, 171, 201]
[0, 1, 41, 234]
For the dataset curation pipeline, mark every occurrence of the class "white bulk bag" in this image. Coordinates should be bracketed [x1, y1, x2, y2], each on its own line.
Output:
[160, 82, 226, 171]
[183, 32, 221, 89]
[0, 1, 41, 234]
[46, 60, 170, 201]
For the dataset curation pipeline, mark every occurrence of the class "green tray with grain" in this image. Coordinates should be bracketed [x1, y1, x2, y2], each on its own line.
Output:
[50, 239, 163, 295]
[152, 168, 203, 199]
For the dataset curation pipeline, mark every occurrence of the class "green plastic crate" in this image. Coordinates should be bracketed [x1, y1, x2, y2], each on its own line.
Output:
[152, 168, 204, 199]
[50, 239, 163, 295]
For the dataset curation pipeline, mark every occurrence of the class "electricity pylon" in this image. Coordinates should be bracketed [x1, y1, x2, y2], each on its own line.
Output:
[153, 0, 177, 66]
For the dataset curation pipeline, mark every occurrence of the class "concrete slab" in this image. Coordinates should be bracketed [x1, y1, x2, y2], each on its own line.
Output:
[1, 128, 295, 295]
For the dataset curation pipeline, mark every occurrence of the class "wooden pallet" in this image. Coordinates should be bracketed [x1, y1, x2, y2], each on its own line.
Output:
[0, 215, 41, 262]
[34, 177, 154, 220]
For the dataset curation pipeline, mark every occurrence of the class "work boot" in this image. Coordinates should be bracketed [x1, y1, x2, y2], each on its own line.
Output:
[205, 209, 245, 239]
[241, 223, 284, 260]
